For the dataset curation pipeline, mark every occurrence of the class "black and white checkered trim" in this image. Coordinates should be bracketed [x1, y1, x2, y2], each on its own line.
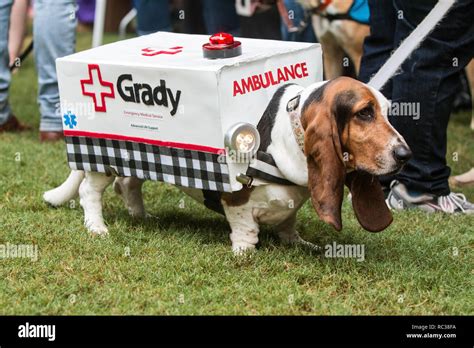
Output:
[65, 136, 232, 192]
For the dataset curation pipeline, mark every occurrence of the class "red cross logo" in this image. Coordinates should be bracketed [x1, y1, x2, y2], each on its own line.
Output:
[80, 64, 115, 112]
[141, 46, 183, 57]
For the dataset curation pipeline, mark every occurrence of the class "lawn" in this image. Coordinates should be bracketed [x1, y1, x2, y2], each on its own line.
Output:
[0, 33, 473, 315]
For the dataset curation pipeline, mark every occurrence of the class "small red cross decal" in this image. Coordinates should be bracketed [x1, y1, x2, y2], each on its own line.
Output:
[80, 64, 115, 112]
[141, 46, 183, 57]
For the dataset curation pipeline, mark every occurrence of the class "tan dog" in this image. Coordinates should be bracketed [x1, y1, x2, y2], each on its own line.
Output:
[300, 0, 369, 79]
[44, 77, 411, 253]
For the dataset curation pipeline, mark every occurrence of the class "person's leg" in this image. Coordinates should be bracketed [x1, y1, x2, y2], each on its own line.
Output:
[280, 0, 317, 43]
[358, 0, 397, 97]
[33, 0, 77, 134]
[202, 0, 239, 35]
[180, 0, 206, 34]
[134, 0, 171, 36]
[298, 14, 317, 43]
[391, 0, 474, 196]
[240, 5, 281, 40]
[0, 0, 13, 126]
[279, 0, 294, 42]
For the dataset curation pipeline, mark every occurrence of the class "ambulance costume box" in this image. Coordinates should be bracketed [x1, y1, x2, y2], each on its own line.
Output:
[57, 32, 322, 192]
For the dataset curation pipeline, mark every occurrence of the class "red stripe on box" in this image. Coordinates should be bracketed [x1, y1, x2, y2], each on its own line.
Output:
[63, 130, 225, 155]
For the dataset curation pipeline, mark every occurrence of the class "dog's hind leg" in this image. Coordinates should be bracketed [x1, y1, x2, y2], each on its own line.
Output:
[79, 171, 114, 235]
[276, 213, 320, 251]
[320, 38, 346, 79]
[43, 170, 85, 207]
[113, 177, 146, 218]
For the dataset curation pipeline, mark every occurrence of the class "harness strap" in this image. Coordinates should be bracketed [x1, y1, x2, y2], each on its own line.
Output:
[243, 89, 306, 186]
[246, 151, 294, 186]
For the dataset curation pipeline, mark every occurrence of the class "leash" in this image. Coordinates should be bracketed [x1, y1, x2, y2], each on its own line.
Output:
[368, 0, 457, 90]
[9, 40, 34, 71]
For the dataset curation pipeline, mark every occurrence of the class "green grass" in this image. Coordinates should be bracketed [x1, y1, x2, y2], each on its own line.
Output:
[0, 33, 473, 315]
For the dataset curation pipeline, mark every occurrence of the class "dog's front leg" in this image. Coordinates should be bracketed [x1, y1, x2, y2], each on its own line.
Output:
[113, 177, 146, 218]
[223, 204, 259, 255]
[79, 171, 114, 235]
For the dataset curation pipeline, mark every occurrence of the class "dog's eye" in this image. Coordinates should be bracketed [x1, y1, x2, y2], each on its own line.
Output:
[356, 107, 374, 121]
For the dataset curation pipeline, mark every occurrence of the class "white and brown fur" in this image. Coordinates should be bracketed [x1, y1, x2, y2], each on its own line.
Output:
[44, 77, 410, 254]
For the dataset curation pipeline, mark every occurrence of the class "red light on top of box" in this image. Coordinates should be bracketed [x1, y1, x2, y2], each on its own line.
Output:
[203, 32, 242, 59]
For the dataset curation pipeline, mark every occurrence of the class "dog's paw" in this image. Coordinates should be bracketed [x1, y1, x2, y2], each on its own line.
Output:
[85, 221, 109, 236]
[232, 242, 256, 256]
[43, 190, 65, 207]
[127, 208, 148, 219]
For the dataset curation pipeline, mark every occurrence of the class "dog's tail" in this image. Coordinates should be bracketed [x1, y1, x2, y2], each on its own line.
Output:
[43, 170, 85, 206]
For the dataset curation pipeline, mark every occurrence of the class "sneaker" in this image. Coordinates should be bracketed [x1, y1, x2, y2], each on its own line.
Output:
[386, 180, 474, 214]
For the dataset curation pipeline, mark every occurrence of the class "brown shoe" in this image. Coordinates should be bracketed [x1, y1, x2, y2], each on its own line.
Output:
[40, 131, 64, 142]
[0, 115, 31, 132]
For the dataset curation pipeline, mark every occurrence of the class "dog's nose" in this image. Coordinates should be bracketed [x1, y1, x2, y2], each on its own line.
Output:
[393, 145, 412, 163]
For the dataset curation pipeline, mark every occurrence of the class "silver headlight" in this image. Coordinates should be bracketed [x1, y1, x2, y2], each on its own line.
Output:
[224, 122, 260, 156]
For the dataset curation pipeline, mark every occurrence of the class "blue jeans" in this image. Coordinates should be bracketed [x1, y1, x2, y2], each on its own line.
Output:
[280, 0, 317, 43]
[202, 0, 239, 35]
[133, 0, 171, 36]
[359, 0, 474, 196]
[0, 0, 12, 126]
[0, 0, 77, 131]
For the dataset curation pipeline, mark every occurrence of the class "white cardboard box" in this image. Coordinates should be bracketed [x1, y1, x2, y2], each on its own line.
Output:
[57, 32, 322, 192]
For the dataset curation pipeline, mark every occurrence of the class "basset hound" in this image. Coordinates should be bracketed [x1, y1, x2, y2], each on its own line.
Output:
[44, 77, 411, 254]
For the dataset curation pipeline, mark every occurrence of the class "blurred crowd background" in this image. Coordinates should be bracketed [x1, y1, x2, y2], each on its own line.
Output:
[8, 0, 471, 108]
[80, 0, 316, 42]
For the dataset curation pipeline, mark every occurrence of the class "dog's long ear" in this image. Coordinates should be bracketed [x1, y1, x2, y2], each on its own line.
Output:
[303, 104, 346, 231]
[345, 171, 393, 232]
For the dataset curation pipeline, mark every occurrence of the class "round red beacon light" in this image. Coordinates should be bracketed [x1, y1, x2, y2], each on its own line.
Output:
[203, 32, 242, 59]
[209, 32, 235, 45]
